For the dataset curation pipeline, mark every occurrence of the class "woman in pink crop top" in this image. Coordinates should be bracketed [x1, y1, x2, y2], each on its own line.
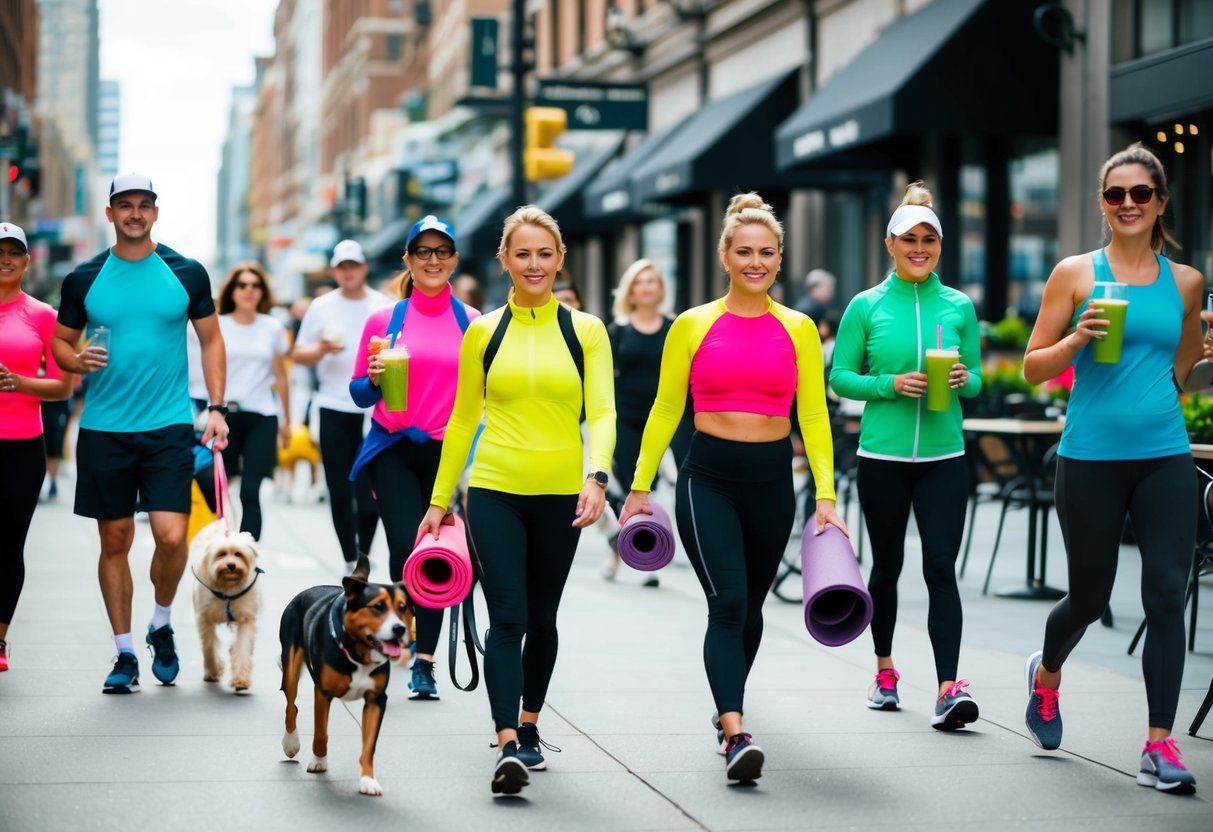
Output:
[0, 223, 73, 671]
[620, 193, 846, 785]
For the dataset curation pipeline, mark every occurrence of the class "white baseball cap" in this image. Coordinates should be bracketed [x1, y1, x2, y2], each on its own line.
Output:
[330, 239, 367, 267]
[109, 172, 158, 203]
[0, 222, 28, 253]
[886, 204, 943, 238]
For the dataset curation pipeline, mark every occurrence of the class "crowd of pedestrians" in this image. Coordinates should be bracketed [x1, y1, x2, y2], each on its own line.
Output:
[0, 144, 1207, 797]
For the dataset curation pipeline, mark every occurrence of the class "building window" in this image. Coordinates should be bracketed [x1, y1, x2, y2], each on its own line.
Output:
[387, 34, 402, 61]
[1135, 0, 1213, 56]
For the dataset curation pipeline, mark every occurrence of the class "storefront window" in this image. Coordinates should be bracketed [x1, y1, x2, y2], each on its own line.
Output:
[1136, 0, 1213, 56]
[1008, 148, 1060, 320]
[959, 164, 987, 312]
[641, 219, 680, 312]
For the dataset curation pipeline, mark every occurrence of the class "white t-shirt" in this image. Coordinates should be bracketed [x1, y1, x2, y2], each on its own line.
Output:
[220, 314, 289, 416]
[296, 288, 392, 413]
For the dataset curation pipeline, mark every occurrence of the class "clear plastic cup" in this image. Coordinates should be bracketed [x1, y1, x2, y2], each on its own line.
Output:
[1090, 282, 1128, 364]
[925, 348, 959, 412]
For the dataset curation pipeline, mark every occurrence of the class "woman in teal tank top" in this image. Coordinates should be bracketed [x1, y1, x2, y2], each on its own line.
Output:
[1021, 144, 1207, 792]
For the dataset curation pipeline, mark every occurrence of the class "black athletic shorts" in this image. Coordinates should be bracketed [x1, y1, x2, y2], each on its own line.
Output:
[74, 424, 195, 519]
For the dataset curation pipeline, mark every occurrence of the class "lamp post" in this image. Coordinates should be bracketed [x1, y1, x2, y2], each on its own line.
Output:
[509, 0, 530, 211]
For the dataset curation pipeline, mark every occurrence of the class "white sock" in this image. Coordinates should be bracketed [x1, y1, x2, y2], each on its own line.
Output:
[114, 633, 135, 655]
[149, 604, 172, 630]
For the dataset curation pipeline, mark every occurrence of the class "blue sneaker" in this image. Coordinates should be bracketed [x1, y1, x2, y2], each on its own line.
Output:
[103, 651, 140, 694]
[1025, 651, 1062, 750]
[145, 624, 179, 685]
[408, 658, 439, 699]
[491, 741, 529, 796]
[724, 732, 764, 782]
[516, 722, 560, 770]
[1138, 738, 1197, 793]
[931, 679, 980, 731]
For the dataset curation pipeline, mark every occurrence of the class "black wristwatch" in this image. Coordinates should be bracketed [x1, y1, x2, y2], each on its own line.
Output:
[207, 403, 230, 416]
[587, 470, 608, 488]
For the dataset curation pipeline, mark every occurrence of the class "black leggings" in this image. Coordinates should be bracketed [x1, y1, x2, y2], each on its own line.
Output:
[675, 432, 795, 715]
[220, 411, 278, 540]
[607, 413, 692, 516]
[0, 437, 46, 624]
[465, 488, 581, 731]
[859, 455, 968, 683]
[319, 409, 379, 563]
[367, 438, 443, 655]
[1045, 454, 1194, 729]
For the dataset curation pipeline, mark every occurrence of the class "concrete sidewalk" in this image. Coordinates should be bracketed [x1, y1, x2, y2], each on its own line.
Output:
[2, 470, 1212, 831]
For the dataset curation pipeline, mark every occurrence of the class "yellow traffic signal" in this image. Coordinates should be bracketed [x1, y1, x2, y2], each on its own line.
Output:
[525, 107, 575, 181]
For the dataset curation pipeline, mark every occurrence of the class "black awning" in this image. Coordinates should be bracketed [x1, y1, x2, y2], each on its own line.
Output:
[361, 217, 412, 262]
[454, 185, 513, 259]
[775, 0, 1056, 169]
[536, 136, 626, 231]
[1110, 39, 1213, 124]
[629, 70, 799, 204]
[582, 123, 682, 221]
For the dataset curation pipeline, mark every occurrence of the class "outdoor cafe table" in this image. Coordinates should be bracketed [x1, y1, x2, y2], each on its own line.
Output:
[962, 418, 1066, 600]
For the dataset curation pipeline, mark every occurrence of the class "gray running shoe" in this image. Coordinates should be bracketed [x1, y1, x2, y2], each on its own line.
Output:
[931, 679, 979, 730]
[867, 668, 900, 710]
[1137, 738, 1197, 793]
[1024, 651, 1062, 750]
[711, 712, 726, 756]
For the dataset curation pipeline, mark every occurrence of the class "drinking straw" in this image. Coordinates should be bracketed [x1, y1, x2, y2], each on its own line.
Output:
[936, 324, 942, 350]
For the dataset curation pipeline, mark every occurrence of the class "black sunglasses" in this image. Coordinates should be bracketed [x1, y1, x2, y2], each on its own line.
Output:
[408, 245, 456, 261]
[235, 281, 263, 291]
[1102, 185, 1156, 206]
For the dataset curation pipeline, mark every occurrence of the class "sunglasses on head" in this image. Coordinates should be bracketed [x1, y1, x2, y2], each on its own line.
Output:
[409, 245, 455, 261]
[1102, 185, 1156, 206]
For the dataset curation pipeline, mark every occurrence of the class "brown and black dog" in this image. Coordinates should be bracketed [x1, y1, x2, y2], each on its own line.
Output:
[279, 557, 414, 796]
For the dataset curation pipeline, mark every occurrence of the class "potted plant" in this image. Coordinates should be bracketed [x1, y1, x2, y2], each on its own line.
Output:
[1182, 393, 1213, 444]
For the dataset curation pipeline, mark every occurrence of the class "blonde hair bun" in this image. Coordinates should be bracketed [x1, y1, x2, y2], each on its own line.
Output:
[900, 180, 934, 208]
[726, 192, 773, 216]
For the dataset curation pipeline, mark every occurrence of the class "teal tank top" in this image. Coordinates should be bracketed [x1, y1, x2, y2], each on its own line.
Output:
[1059, 249, 1189, 461]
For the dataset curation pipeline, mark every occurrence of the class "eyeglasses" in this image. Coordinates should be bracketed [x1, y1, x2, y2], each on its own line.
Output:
[1102, 185, 1157, 206]
[235, 281, 263, 291]
[409, 245, 455, 261]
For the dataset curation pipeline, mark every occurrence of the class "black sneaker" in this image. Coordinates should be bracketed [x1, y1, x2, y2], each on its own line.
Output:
[516, 722, 561, 770]
[491, 741, 530, 795]
[103, 652, 141, 694]
[145, 624, 179, 685]
[408, 658, 439, 699]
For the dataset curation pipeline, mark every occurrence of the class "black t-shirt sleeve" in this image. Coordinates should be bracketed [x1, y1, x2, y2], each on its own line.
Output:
[56, 250, 109, 331]
[158, 245, 216, 319]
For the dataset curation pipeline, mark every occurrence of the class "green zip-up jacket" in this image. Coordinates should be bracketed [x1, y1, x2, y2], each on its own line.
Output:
[829, 272, 982, 461]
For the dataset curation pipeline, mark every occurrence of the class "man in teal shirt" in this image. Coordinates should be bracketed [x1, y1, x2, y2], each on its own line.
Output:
[52, 173, 229, 694]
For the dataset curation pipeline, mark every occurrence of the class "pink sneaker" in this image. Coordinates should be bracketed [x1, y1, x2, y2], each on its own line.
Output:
[0, 639, 8, 671]
[868, 668, 900, 710]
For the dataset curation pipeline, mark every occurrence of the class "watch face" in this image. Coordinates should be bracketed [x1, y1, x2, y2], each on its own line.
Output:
[593, 471, 608, 485]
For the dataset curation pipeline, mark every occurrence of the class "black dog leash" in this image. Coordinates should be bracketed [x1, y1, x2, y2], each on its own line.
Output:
[447, 584, 486, 691]
[191, 566, 265, 623]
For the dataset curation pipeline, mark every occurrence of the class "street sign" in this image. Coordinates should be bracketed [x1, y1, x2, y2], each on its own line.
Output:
[535, 80, 647, 131]
[470, 19, 499, 89]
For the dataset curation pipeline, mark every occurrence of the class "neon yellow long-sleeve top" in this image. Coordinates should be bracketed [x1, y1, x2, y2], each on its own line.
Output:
[429, 295, 616, 508]
[631, 297, 835, 501]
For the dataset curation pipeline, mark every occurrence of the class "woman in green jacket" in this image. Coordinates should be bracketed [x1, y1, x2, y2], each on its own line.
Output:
[830, 181, 983, 729]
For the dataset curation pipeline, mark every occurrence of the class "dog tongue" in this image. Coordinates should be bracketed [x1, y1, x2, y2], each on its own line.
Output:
[379, 640, 402, 659]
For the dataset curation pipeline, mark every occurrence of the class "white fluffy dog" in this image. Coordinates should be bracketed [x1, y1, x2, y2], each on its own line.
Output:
[189, 520, 263, 691]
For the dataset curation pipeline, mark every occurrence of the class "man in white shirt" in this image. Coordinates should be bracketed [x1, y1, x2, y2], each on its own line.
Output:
[291, 240, 392, 573]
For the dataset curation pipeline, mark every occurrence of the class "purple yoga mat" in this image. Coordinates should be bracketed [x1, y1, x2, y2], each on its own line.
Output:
[801, 525, 873, 647]
[617, 503, 676, 571]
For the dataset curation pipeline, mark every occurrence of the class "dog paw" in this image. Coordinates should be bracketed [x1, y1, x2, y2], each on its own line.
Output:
[231, 676, 250, 691]
[358, 776, 383, 796]
[282, 731, 300, 758]
[307, 756, 327, 773]
[203, 673, 220, 683]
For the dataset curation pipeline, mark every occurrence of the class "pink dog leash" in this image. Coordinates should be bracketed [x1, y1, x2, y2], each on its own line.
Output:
[213, 446, 235, 531]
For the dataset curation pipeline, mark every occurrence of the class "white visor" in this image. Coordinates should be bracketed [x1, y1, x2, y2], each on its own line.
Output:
[886, 205, 943, 239]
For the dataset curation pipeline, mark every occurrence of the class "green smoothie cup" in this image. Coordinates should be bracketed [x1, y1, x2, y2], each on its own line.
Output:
[1091, 281, 1129, 364]
[378, 347, 410, 411]
[925, 348, 959, 412]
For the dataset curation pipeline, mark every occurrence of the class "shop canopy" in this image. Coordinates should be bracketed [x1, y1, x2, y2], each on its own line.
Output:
[535, 136, 626, 232]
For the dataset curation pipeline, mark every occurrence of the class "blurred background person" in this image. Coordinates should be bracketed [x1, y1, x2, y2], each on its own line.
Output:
[553, 272, 584, 310]
[795, 268, 836, 323]
[452, 275, 485, 313]
[215, 261, 291, 540]
[292, 240, 391, 574]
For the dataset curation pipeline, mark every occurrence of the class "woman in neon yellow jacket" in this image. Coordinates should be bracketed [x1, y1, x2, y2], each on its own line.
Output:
[830, 181, 983, 729]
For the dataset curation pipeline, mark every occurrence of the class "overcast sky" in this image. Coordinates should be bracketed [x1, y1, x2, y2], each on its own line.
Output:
[98, 0, 279, 265]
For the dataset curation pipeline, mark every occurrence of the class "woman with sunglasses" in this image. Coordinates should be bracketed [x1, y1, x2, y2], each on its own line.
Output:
[420, 206, 614, 796]
[350, 215, 478, 701]
[214, 262, 291, 541]
[0, 222, 73, 671]
[1022, 143, 1205, 793]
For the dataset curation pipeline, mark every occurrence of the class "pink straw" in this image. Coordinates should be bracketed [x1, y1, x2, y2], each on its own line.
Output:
[936, 324, 942, 350]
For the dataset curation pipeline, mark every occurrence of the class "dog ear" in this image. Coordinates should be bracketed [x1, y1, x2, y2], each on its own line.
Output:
[342, 575, 368, 599]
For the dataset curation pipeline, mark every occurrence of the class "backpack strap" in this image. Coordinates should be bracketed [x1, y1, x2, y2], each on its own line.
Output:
[557, 303, 585, 383]
[482, 307, 513, 377]
[386, 298, 410, 345]
[450, 296, 471, 333]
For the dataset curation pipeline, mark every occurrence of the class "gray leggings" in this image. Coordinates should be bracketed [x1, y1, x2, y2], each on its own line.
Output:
[1044, 454, 1195, 729]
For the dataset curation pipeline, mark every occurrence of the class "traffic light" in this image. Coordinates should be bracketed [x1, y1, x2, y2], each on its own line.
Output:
[524, 107, 574, 181]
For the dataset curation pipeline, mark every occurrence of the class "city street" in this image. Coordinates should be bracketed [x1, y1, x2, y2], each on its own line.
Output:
[2, 465, 1212, 831]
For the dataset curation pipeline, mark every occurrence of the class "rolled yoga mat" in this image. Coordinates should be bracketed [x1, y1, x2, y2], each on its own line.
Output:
[406, 514, 474, 609]
[801, 525, 873, 647]
[617, 503, 676, 571]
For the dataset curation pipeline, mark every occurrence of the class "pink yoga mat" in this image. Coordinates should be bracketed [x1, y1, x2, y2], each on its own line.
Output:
[801, 525, 873, 647]
[406, 514, 474, 609]
[617, 503, 676, 572]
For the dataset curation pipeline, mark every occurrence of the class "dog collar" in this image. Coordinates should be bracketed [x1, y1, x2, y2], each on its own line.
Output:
[191, 566, 265, 623]
[328, 597, 368, 667]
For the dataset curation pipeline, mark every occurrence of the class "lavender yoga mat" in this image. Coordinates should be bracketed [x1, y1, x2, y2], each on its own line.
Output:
[617, 503, 676, 572]
[406, 514, 474, 609]
[801, 525, 873, 647]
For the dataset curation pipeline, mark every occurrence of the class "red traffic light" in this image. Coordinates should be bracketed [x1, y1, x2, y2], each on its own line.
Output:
[7, 164, 17, 184]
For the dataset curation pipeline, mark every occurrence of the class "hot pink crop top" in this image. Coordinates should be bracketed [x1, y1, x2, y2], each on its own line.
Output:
[691, 311, 797, 415]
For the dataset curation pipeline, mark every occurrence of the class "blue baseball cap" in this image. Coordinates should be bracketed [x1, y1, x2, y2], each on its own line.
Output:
[405, 215, 455, 251]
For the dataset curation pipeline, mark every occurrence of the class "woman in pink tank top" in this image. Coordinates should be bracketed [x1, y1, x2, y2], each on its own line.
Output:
[0, 223, 73, 671]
